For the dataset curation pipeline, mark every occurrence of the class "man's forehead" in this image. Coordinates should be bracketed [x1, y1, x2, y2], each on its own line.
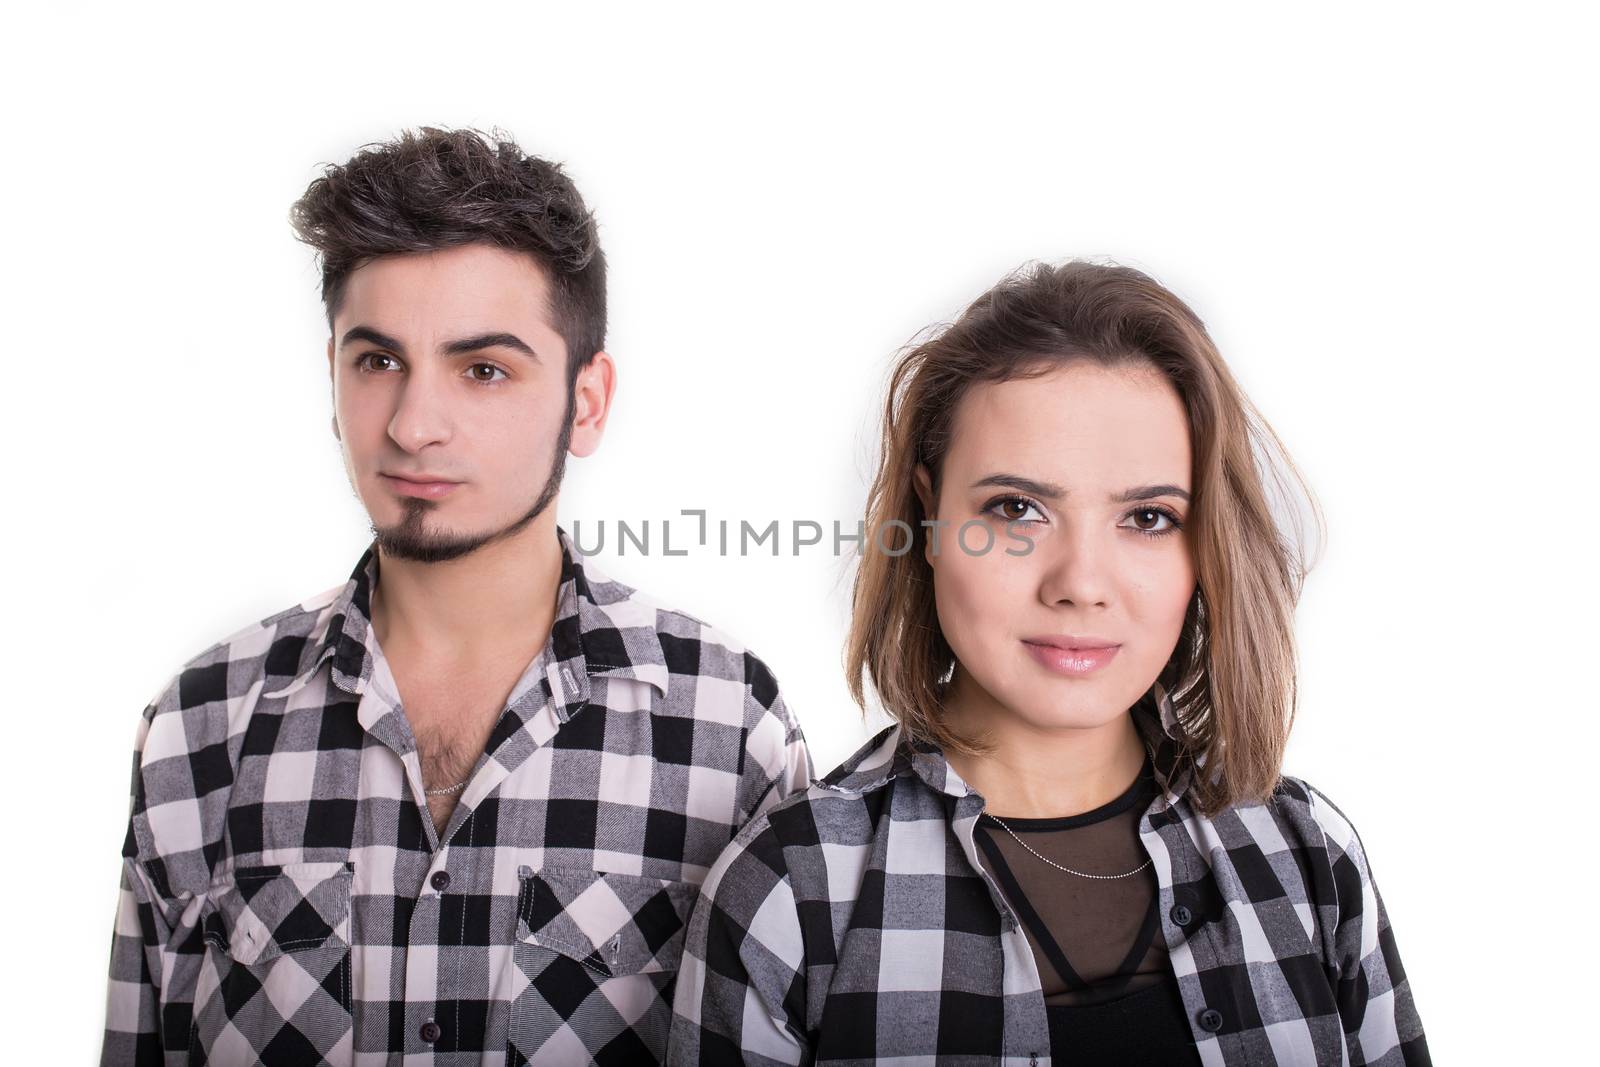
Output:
[335, 246, 558, 341]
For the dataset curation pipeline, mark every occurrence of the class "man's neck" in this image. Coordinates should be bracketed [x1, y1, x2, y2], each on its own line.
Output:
[369, 516, 565, 665]
[942, 670, 1147, 820]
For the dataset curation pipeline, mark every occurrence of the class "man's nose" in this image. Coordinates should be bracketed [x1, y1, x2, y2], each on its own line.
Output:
[387, 369, 454, 452]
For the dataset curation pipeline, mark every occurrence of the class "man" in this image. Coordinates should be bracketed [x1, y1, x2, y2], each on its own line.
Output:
[101, 126, 812, 1066]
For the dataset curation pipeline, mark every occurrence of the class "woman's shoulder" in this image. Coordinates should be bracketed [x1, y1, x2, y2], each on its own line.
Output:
[1266, 774, 1373, 862]
[1205, 773, 1386, 924]
[740, 725, 904, 839]
[701, 724, 914, 907]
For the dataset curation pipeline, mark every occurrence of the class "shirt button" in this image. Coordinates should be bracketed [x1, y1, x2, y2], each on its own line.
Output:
[1170, 904, 1193, 926]
[430, 870, 451, 892]
[419, 1019, 441, 1043]
[1197, 1007, 1224, 1033]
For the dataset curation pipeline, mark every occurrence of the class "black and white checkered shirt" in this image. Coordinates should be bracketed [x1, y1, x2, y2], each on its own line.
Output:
[102, 525, 813, 1066]
[668, 690, 1429, 1066]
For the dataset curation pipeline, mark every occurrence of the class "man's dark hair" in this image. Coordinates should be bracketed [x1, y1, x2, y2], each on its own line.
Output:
[289, 126, 606, 383]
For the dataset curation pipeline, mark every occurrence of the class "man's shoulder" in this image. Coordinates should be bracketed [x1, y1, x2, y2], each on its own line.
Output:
[123, 580, 350, 888]
[587, 568, 794, 726]
[569, 560, 814, 816]
[135, 580, 348, 744]
[583, 562, 753, 657]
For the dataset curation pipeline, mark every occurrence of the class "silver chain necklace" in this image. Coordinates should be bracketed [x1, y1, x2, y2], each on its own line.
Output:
[424, 779, 470, 798]
[982, 813, 1152, 880]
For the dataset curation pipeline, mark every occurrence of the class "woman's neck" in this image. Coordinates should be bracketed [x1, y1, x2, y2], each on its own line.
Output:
[941, 670, 1148, 819]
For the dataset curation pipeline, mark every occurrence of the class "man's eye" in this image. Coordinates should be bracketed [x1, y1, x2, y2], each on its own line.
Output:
[468, 363, 508, 383]
[358, 353, 401, 373]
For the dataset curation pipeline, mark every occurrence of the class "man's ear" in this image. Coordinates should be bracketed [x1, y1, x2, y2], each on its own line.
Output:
[326, 337, 340, 441]
[568, 349, 617, 459]
[913, 463, 937, 565]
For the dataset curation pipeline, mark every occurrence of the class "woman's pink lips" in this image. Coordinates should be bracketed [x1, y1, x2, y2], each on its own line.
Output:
[380, 474, 462, 500]
[1022, 640, 1121, 676]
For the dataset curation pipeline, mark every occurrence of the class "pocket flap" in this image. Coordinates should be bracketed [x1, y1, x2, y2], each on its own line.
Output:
[516, 865, 695, 977]
[205, 861, 354, 966]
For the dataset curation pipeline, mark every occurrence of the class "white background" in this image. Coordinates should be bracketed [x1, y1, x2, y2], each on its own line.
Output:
[4, 3, 1595, 1062]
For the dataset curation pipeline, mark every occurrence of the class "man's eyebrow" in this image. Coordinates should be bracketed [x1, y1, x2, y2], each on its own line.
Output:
[337, 326, 540, 363]
[339, 325, 405, 353]
[971, 473, 1190, 503]
[442, 332, 539, 362]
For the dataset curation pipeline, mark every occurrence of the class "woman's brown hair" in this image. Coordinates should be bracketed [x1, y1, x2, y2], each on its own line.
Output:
[844, 260, 1323, 816]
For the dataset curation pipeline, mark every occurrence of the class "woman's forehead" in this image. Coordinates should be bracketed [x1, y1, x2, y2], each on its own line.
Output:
[945, 364, 1191, 487]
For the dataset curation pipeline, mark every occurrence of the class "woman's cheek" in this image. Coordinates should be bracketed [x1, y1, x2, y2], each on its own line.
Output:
[934, 556, 989, 655]
[1155, 557, 1197, 637]
[939, 551, 1032, 668]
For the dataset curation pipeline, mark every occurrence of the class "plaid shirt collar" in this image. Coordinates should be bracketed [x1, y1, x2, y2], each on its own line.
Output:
[820, 682, 1199, 805]
[262, 524, 671, 715]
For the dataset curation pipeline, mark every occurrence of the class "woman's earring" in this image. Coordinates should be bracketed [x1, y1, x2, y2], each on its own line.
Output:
[1154, 679, 1183, 740]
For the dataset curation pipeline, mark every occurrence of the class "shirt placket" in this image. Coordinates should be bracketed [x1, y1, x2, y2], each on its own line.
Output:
[342, 651, 444, 1064]
[948, 791, 1055, 1066]
[393, 630, 583, 1063]
[1139, 802, 1239, 1066]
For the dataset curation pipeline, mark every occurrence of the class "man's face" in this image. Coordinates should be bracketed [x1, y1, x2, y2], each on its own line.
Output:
[328, 242, 587, 563]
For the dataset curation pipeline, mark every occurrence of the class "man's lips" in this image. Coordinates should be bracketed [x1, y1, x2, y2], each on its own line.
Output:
[379, 473, 462, 500]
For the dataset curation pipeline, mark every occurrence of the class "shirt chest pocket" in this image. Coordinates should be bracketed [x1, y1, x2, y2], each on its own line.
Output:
[507, 865, 697, 1065]
[190, 861, 355, 1066]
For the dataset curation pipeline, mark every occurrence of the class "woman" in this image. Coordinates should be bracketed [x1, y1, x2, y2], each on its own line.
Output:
[667, 261, 1427, 1065]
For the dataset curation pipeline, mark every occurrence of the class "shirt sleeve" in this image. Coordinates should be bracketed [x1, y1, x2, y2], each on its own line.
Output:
[1307, 784, 1431, 1066]
[102, 855, 170, 1065]
[668, 819, 812, 1065]
[101, 710, 169, 1066]
[102, 674, 220, 1067]
[736, 654, 815, 824]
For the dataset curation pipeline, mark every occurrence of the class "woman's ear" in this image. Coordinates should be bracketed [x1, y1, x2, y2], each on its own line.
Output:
[913, 464, 935, 519]
[913, 464, 937, 565]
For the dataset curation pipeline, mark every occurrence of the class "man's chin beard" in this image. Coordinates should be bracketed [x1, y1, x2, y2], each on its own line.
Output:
[372, 514, 514, 563]
[372, 464, 564, 565]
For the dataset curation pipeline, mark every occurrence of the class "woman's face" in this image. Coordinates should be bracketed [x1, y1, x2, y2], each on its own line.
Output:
[914, 360, 1196, 738]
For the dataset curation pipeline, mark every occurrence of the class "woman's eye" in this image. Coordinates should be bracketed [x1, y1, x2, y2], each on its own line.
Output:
[989, 497, 1044, 523]
[468, 363, 508, 384]
[1122, 507, 1181, 535]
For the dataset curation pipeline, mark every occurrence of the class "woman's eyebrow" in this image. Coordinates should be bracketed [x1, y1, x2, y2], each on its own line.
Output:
[1114, 483, 1191, 503]
[972, 473, 1066, 499]
[971, 473, 1190, 503]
